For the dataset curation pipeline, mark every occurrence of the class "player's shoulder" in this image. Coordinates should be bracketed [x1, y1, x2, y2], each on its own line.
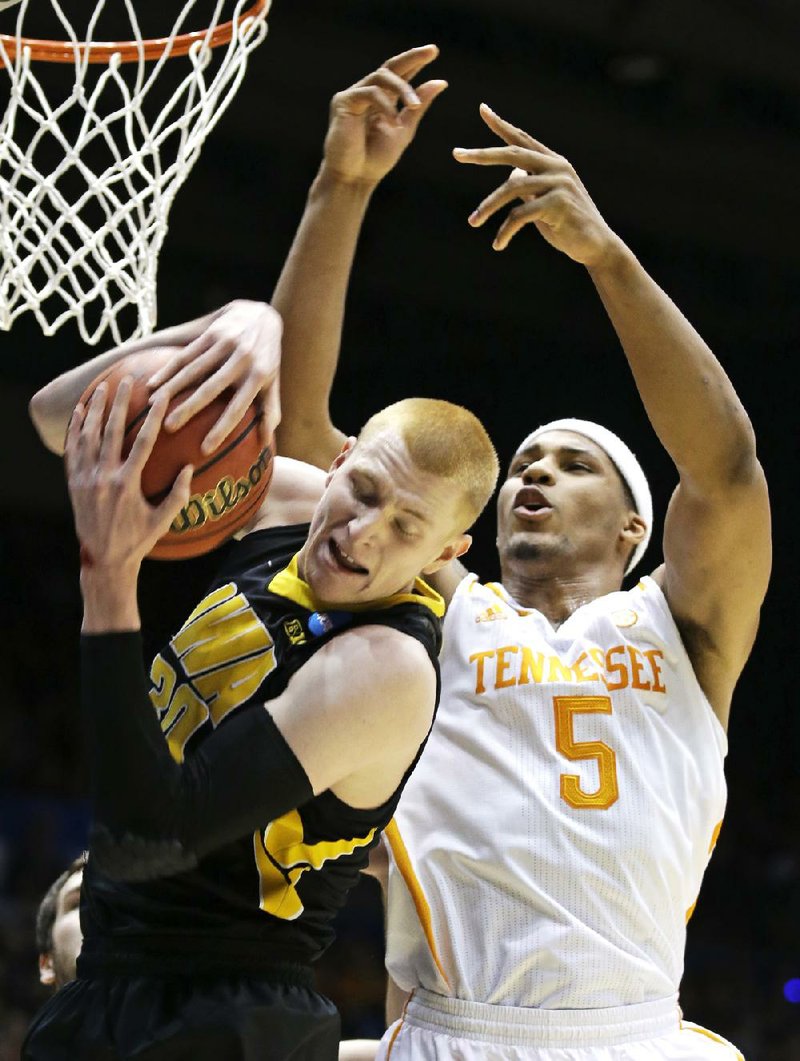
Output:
[335, 624, 436, 708]
[448, 571, 488, 604]
[446, 573, 527, 618]
[585, 570, 674, 628]
[241, 456, 325, 534]
[620, 568, 672, 616]
[312, 623, 437, 741]
[339, 621, 434, 674]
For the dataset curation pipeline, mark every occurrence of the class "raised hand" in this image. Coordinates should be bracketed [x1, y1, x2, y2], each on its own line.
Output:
[321, 44, 447, 187]
[66, 382, 193, 577]
[146, 300, 282, 455]
[454, 104, 620, 263]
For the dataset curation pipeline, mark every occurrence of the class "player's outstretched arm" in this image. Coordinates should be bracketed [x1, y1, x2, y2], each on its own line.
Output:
[274, 45, 446, 469]
[455, 106, 771, 727]
[29, 299, 281, 456]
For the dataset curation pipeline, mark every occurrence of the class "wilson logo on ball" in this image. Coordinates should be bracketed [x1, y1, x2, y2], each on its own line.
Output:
[78, 346, 276, 559]
[169, 446, 273, 535]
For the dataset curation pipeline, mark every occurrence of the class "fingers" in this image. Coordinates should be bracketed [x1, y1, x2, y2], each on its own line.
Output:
[453, 144, 555, 170]
[71, 383, 107, 475]
[155, 464, 194, 533]
[338, 84, 403, 122]
[492, 193, 556, 250]
[145, 342, 202, 390]
[259, 382, 281, 449]
[382, 43, 439, 81]
[200, 378, 256, 454]
[147, 344, 214, 407]
[358, 66, 422, 110]
[163, 342, 241, 434]
[468, 171, 557, 228]
[203, 363, 280, 454]
[126, 392, 170, 478]
[97, 377, 133, 469]
[147, 329, 223, 410]
[152, 335, 278, 454]
[478, 104, 556, 155]
[64, 399, 88, 477]
[399, 79, 448, 132]
[337, 44, 441, 124]
[454, 102, 566, 174]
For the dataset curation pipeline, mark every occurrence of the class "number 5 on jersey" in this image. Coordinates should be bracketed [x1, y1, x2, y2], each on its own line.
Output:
[554, 695, 619, 809]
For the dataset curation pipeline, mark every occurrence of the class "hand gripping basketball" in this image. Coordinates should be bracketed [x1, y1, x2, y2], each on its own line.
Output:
[76, 346, 275, 559]
[145, 300, 282, 455]
[66, 383, 194, 573]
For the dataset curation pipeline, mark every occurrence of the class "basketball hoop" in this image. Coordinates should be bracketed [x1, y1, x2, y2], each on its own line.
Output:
[0, 1, 271, 345]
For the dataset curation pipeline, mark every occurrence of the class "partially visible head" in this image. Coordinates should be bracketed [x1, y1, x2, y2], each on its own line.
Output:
[300, 398, 499, 606]
[358, 400, 500, 529]
[497, 418, 651, 583]
[36, 853, 86, 991]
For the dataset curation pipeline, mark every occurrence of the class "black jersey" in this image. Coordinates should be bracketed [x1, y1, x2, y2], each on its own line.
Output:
[79, 524, 443, 972]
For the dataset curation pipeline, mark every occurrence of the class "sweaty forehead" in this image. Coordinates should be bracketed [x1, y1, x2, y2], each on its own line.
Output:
[350, 433, 456, 519]
[512, 429, 610, 465]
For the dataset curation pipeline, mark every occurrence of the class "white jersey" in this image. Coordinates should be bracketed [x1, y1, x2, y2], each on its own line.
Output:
[385, 574, 727, 1010]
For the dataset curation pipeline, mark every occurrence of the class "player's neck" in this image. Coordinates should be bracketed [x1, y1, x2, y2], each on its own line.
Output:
[500, 563, 622, 626]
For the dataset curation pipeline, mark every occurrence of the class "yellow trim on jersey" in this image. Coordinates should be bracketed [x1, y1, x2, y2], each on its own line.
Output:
[687, 817, 725, 922]
[384, 820, 451, 989]
[709, 818, 723, 852]
[254, 810, 376, 920]
[680, 1020, 745, 1059]
[268, 553, 444, 617]
[485, 581, 533, 616]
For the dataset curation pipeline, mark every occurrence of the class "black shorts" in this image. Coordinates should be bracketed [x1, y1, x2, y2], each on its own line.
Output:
[22, 968, 340, 1060]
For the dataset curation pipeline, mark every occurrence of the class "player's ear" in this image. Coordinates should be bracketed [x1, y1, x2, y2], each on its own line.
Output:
[620, 512, 647, 549]
[325, 436, 357, 485]
[39, 952, 56, 987]
[421, 533, 472, 575]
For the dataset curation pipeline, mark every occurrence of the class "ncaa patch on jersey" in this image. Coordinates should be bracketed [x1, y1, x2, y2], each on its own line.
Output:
[284, 618, 307, 645]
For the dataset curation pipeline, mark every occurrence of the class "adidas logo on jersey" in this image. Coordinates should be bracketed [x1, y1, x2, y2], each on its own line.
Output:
[475, 603, 506, 623]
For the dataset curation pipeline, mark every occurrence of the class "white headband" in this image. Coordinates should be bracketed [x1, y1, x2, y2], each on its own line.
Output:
[517, 418, 653, 575]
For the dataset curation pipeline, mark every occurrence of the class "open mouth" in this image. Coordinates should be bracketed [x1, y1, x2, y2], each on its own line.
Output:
[329, 538, 369, 575]
[512, 486, 553, 520]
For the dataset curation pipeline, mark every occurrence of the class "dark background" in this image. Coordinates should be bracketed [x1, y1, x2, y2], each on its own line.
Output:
[0, 1, 798, 1056]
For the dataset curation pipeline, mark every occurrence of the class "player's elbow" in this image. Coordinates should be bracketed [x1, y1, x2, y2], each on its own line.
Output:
[685, 415, 762, 495]
[28, 388, 64, 455]
[714, 443, 764, 496]
[718, 408, 760, 483]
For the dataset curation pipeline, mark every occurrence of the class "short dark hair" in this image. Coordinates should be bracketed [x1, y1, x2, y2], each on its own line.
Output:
[35, 853, 87, 953]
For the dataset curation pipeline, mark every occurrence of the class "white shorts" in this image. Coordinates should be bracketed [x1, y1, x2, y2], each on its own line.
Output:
[376, 989, 744, 1060]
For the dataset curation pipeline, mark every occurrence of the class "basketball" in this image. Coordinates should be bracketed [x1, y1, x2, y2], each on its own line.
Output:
[78, 346, 274, 559]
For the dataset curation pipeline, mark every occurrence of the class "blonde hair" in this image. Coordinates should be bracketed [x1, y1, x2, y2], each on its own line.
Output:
[358, 398, 499, 528]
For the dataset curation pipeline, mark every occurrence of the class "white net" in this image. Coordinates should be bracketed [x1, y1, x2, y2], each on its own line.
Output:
[0, 0, 270, 345]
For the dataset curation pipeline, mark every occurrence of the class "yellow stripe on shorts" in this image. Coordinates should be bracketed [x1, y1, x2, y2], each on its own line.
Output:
[680, 1020, 745, 1059]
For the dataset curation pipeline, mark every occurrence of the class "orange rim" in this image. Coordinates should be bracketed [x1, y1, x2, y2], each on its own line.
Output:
[0, 0, 269, 66]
